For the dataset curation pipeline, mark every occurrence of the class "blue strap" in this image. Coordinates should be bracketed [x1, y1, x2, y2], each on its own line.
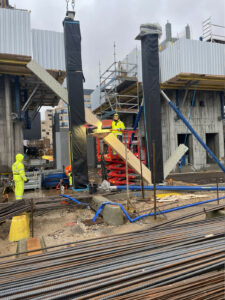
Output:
[60, 194, 90, 208]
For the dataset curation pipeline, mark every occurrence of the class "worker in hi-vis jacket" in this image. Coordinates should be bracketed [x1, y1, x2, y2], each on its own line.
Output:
[12, 154, 28, 200]
[112, 113, 125, 142]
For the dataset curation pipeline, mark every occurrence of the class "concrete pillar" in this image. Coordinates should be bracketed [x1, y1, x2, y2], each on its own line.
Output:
[4, 75, 14, 169]
[166, 21, 172, 41]
[14, 120, 23, 156]
[185, 25, 191, 39]
[0, 76, 8, 171]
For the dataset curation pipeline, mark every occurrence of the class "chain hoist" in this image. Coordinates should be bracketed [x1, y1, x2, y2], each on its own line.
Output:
[71, 0, 75, 11]
[65, 0, 69, 11]
[65, 0, 75, 12]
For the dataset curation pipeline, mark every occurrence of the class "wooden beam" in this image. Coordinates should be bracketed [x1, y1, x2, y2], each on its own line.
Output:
[164, 144, 188, 179]
[27, 60, 151, 182]
[27, 60, 100, 126]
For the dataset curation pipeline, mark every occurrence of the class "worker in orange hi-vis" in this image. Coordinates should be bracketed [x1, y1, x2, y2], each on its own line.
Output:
[65, 165, 72, 187]
[12, 154, 29, 200]
[112, 113, 125, 142]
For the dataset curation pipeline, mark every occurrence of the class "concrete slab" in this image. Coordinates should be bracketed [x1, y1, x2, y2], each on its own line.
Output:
[91, 196, 124, 226]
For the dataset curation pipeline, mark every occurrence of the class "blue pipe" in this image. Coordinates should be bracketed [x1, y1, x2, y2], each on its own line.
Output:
[92, 195, 225, 223]
[175, 89, 180, 110]
[184, 87, 197, 145]
[131, 104, 144, 148]
[114, 185, 225, 192]
[220, 92, 225, 120]
[101, 110, 116, 120]
[133, 105, 143, 131]
[60, 194, 90, 208]
[161, 90, 225, 173]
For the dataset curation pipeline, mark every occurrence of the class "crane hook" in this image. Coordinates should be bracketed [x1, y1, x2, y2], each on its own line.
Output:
[71, 0, 75, 11]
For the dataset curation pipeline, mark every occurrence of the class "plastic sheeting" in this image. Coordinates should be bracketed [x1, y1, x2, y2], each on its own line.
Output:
[63, 19, 88, 188]
[140, 33, 164, 182]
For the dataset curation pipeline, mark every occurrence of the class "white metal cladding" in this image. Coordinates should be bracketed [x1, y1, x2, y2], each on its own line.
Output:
[32, 29, 65, 71]
[121, 48, 142, 81]
[91, 87, 106, 112]
[160, 39, 225, 82]
[93, 39, 225, 111]
[0, 8, 32, 56]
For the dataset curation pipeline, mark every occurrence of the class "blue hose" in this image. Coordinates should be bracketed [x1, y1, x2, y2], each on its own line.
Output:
[60, 194, 90, 208]
[72, 186, 89, 192]
[92, 195, 225, 223]
[114, 185, 225, 191]
[60, 193, 225, 223]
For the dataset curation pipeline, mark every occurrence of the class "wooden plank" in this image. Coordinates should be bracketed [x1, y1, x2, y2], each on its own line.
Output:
[0, 53, 31, 63]
[27, 60, 100, 126]
[27, 60, 150, 181]
[26, 237, 42, 256]
[27, 60, 69, 104]
[164, 144, 188, 179]
[103, 133, 152, 184]
[85, 107, 100, 126]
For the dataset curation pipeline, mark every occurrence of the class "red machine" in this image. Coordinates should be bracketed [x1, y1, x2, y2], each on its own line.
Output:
[96, 130, 145, 185]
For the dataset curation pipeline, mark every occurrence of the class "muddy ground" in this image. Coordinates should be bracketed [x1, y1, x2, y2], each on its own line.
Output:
[0, 184, 225, 258]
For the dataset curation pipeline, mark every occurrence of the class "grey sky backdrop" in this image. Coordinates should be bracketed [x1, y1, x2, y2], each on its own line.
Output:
[13, 0, 225, 90]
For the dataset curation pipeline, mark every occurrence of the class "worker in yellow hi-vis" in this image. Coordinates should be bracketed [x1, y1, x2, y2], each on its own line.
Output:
[12, 154, 28, 200]
[112, 113, 125, 142]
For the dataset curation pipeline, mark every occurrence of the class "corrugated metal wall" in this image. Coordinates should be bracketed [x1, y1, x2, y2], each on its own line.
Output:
[160, 39, 225, 82]
[0, 8, 32, 56]
[91, 39, 225, 111]
[91, 87, 105, 112]
[32, 29, 65, 71]
[0, 8, 66, 71]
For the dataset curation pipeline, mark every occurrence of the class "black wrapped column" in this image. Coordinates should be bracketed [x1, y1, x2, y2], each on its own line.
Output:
[64, 18, 88, 188]
[136, 24, 164, 183]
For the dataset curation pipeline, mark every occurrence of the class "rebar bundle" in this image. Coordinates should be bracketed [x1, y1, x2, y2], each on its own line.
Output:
[0, 200, 31, 222]
[0, 216, 224, 299]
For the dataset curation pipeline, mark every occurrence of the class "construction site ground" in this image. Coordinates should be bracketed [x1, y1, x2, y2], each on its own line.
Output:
[1, 175, 225, 258]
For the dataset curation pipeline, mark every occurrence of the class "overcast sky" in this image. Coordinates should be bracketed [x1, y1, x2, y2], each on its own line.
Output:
[13, 0, 225, 90]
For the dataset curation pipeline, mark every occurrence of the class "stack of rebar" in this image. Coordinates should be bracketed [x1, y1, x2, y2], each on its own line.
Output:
[0, 216, 224, 299]
[0, 200, 31, 222]
[0, 194, 91, 221]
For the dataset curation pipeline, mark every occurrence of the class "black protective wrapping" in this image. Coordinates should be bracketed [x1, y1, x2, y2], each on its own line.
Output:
[64, 19, 88, 188]
[141, 34, 164, 183]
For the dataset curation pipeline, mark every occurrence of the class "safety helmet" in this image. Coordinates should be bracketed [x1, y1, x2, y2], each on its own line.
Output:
[114, 113, 119, 117]
[16, 153, 24, 162]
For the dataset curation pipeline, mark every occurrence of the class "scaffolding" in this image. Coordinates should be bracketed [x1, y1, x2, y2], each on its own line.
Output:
[98, 47, 141, 118]
[202, 17, 225, 43]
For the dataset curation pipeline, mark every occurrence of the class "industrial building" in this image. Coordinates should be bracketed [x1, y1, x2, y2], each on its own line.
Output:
[0, 6, 66, 172]
[91, 21, 225, 171]
[0, 1, 225, 298]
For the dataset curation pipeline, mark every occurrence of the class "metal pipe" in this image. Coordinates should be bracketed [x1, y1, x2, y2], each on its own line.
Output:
[153, 141, 157, 219]
[125, 135, 131, 210]
[21, 84, 40, 112]
[30, 199, 34, 238]
[113, 185, 225, 191]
